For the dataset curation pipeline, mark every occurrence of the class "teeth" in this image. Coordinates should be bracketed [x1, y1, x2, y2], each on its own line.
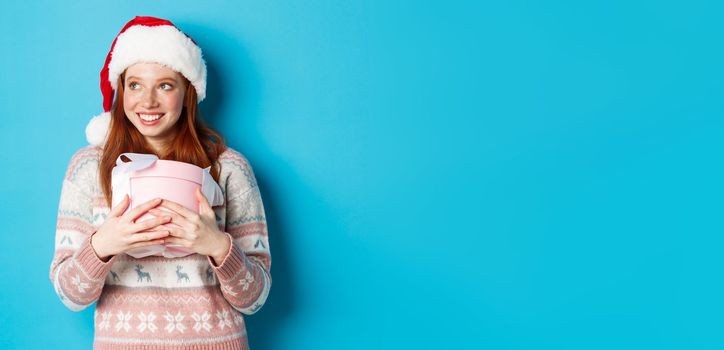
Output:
[139, 113, 163, 121]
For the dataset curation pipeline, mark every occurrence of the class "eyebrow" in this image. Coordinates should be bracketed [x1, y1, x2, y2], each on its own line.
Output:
[126, 75, 179, 82]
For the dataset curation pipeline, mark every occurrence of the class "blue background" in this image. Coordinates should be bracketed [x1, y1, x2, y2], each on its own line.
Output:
[0, 0, 721, 349]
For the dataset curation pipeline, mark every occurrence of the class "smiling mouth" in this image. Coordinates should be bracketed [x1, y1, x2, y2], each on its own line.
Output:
[138, 113, 164, 122]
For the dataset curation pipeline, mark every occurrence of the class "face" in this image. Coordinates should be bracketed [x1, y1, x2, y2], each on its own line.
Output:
[123, 62, 187, 148]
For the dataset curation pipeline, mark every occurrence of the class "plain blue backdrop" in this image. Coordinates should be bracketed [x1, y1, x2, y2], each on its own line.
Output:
[0, 0, 721, 349]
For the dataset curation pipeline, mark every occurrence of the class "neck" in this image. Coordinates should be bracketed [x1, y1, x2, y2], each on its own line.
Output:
[145, 138, 168, 155]
[144, 130, 177, 155]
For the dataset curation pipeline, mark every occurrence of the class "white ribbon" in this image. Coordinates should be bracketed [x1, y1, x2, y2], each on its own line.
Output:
[201, 166, 225, 207]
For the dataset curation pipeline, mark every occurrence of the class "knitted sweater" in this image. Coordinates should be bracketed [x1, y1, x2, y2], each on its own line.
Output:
[50, 146, 271, 350]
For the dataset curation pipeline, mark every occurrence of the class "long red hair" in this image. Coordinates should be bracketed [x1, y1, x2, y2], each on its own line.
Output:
[99, 71, 226, 208]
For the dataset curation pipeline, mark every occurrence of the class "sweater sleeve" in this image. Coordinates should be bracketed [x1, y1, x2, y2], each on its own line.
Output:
[209, 156, 271, 315]
[49, 148, 115, 311]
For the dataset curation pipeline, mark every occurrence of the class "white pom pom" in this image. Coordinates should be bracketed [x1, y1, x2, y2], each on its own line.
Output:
[85, 112, 111, 146]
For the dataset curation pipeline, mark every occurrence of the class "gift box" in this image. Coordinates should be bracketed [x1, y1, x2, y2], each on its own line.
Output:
[111, 153, 224, 258]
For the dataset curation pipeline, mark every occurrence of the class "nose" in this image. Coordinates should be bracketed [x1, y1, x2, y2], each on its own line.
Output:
[140, 88, 159, 108]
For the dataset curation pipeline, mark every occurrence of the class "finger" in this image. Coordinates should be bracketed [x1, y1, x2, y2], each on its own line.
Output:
[195, 187, 213, 216]
[122, 198, 163, 223]
[129, 216, 171, 233]
[159, 198, 196, 218]
[127, 238, 166, 249]
[163, 236, 192, 248]
[109, 194, 130, 218]
[138, 212, 188, 238]
[127, 230, 169, 244]
[147, 208, 191, 229]
[159, 225, 191, 240]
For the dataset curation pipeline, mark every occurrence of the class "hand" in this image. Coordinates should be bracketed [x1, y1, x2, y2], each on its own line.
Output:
[148, 187, 231, 265]
[91, 195, 172, 261]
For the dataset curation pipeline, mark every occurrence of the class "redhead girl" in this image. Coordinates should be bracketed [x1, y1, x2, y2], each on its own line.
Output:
[50, 16, 271, 350]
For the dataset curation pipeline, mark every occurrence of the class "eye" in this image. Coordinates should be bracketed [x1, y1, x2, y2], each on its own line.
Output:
[160, 83, 173, 90]
[128, 82, 140, 90]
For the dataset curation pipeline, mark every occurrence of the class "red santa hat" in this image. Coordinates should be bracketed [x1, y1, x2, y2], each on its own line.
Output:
[85, 16, 207, 146]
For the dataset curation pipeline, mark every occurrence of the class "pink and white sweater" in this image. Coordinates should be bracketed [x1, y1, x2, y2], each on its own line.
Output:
[50, 146, 271, 350]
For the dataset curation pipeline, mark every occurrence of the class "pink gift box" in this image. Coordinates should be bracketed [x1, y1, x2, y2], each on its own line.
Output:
[111, 153, 224, 258]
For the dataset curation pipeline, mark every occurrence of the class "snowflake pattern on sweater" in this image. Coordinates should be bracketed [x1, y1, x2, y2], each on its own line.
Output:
[49, 146, 271, 350]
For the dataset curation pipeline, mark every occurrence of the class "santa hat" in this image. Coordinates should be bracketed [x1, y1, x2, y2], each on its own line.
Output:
[85, 16, 207, 146]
